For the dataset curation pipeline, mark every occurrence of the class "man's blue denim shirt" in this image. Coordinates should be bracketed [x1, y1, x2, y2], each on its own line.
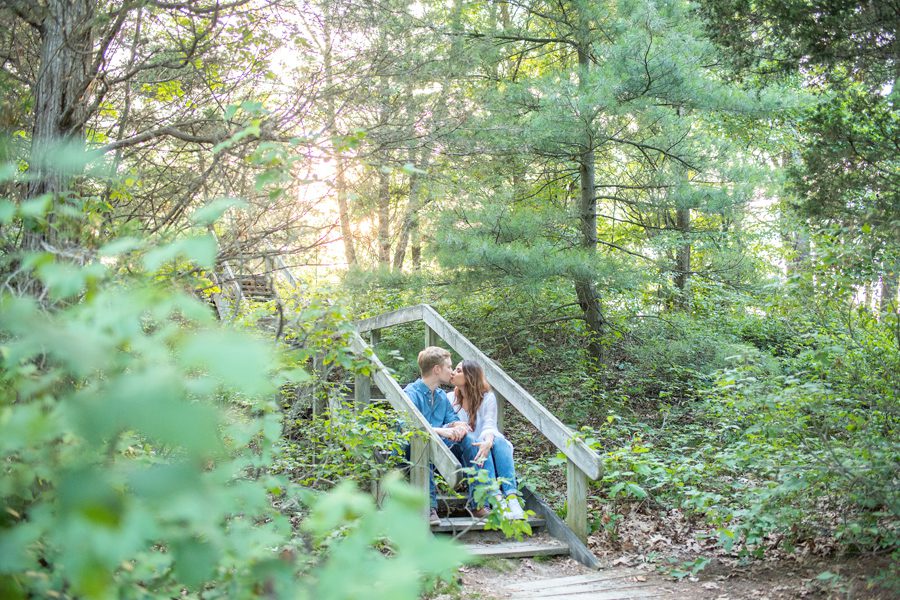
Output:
[403, 378, 460, 428]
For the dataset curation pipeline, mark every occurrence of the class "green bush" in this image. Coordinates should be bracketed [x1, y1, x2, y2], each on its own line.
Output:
[0, 234, 467, 598]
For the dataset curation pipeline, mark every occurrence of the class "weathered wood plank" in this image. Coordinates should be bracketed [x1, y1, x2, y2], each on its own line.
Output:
[506, 570, 646, 592]
[354, 373, 371, 407]
[464, 540, 570, 559]
[421, 305, 603, 479]
[510, 586, 663, 600]
[356, 305, 425, 333]
[431, 516, 545, 533]
[426, 324, 439, 347]
[494, 390, 507, 432]
[349, 332, 461, 488]
[567, 459, 589, 541]
[521, 486, 599, 569]
[409, 434, 430, 520]
[310, 353, 326, 417]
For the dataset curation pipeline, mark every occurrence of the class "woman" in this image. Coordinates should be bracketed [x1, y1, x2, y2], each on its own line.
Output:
[449, 360, 526, 520]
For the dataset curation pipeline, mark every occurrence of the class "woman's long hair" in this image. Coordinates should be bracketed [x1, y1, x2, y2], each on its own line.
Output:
[453, 360, 491, 431]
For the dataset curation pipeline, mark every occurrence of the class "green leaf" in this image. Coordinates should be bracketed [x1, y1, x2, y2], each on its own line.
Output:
[172, 538, 219, 590]
[36, 262, 105, 301]
[190, 197, 248, 225]
[0, 163, 17, 182]
[98, 237, 141, 257]
[0, 200, 14, 224]
[625, 483, 648, 499]
[180, 330, 274, 395]
[19, 195, 52, 219]
[143, 235, 218, 271]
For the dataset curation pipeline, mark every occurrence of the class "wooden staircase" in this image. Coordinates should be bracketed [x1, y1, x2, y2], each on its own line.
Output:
[352, 305, 605, 568]
[219, 252, 606, 568]
[430, 494, 571, 560]
[205, 256, 284, 319]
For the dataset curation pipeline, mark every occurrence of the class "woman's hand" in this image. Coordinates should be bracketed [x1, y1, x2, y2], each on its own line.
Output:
[472, 433, 494, 465]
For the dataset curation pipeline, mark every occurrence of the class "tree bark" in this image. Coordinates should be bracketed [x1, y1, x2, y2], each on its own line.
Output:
[322, 14, 357, 267]
[335, 154, 357, 266]
[573, 31, 605, 361]
[881, 264, 898, 314]
[393, 148, 428, 270]
[377, 166, 391, 267]
[674, 205, 691, 309]
[411, 218, 421, 270]
[23, 0, 95, 250]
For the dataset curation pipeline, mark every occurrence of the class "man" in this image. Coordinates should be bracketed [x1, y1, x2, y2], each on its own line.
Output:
[403, 346, 495, 525]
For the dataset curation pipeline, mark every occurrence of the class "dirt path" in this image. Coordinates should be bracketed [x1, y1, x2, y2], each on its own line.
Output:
[435, 553, 896, 599]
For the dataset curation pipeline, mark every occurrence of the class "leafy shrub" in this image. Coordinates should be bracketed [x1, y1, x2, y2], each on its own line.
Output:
[0, 233, 467, 598]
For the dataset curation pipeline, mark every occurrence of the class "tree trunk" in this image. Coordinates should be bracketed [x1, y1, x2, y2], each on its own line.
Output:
[393, 148, 428, 270]
[411, 218, 421, 270]
[573, 35, 605, 360]
[881, 265, 898, 314]
[674, 205, 691, 309]
[335, 154, 357, 266]
[23, 0, 95, 250]
[322, 15, 357, 266]
[575, 152, 605, 360]
[377, 167, 391, 267]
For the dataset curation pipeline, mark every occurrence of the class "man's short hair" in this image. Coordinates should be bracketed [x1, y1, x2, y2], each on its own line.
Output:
[417, 346, 451, 375]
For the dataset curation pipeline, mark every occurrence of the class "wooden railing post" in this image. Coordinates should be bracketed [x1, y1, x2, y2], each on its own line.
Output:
[494, 391, 507, 432]
[354, 372, 371, 409]
[425, 324, 439, 347]
[409, 433, 431, 520]
[369, 328, 381, 347]
[567, 459, 589, 541]
[312, 353, 326, 417]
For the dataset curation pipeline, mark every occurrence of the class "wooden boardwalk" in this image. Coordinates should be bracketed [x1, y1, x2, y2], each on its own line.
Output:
[502, 568, 671, 599]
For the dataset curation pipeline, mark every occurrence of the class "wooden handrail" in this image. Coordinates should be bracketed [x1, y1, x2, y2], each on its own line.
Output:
[357, 304, 603, 480]
[355, 305, 425, 332]
[349, 331, 462, 488]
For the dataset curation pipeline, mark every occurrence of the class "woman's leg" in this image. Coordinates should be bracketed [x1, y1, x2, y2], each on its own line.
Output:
[455, 433, 497, 508]
[490, 436, 518, 497]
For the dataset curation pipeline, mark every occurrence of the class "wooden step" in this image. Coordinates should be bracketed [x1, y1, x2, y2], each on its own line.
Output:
[235, 275, 274, 300]
[464, 539, 569, 559]
[435, 494, 468, 510]
[505, 570, 645, 592]
[431, 515, 545, 533]
[504, 569, 666, 600]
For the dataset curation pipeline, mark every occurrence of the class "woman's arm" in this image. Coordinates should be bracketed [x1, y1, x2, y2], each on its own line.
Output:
[479, 391, 501, 440]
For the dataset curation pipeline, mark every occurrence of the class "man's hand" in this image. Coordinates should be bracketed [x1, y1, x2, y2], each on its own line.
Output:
[435, 426, 466, 442]
[447, 424, 468, 442]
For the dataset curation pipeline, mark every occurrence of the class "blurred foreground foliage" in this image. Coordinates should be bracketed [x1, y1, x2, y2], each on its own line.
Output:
[0, 191, 466, 599]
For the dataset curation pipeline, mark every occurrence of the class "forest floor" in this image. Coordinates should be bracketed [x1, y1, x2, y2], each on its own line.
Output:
[433, 502, 896, 599]
[440, 552, 894, 600]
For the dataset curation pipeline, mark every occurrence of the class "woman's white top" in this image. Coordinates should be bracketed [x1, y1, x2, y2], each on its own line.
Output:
[447, 390, 504, 442]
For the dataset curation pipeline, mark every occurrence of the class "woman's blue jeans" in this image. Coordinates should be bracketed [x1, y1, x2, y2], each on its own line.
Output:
[407, 433, 495, 509]
[488, 436, 518, 497]
[452, 435, 519, 505]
